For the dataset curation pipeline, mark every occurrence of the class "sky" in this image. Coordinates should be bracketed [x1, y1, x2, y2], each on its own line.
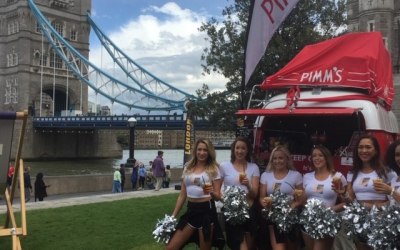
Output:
[89, 0, 233, 97]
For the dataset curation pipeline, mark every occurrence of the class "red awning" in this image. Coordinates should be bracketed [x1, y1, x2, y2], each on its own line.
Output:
[236, 108, 360, 116]
[260, 32, 394, 110]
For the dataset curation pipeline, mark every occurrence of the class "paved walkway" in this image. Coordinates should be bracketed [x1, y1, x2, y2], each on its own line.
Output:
[0, 187, 179, 214]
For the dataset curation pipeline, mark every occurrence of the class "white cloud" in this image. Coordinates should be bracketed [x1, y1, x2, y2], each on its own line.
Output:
[89, 2, 228, 102]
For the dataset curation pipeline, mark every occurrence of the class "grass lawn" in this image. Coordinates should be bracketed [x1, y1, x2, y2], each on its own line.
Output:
[0, 193, 199, 250]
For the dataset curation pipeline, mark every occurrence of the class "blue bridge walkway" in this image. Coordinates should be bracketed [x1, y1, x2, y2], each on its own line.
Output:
[33, 114, 208, 130]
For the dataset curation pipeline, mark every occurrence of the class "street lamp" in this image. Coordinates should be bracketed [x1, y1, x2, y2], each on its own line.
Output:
[126, 117, 137, 166]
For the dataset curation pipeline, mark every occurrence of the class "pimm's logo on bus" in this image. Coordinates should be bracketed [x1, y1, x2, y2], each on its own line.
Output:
[300, 67, 343, 84]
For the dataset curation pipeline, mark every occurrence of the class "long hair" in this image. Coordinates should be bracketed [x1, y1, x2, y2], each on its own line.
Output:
[266, 145, 294, 172]
[230, 136, 253, 163]
[310, 145, 335, 174]
[351, 134, 387, 184]
[384, 140, 400, 176]
[184, 138, 219, 179]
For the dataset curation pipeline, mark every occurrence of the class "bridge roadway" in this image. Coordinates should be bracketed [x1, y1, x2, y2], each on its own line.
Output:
[33, 114, 208, 130]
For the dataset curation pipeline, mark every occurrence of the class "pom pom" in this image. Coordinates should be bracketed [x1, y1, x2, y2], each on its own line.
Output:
[342, 201, 372, 242]
[223, 186, 249, 225]
[261, 190, 298, 233]
[367, 205, 400, 250]
[299, 198, 341, 239]
[152, 214, 177, 244]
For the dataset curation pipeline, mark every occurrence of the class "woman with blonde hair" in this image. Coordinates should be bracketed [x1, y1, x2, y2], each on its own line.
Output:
[302, 145, 347, 250]
[166, 138, 223, 250]
[259, 145, 303, 250]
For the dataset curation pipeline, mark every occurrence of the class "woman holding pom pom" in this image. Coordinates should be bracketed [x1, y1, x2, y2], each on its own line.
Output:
[166, 138, 223, 250]
[259, 145, 303, 250]
[219, 136, 260, 250]
[345, 134, 397, 250]
[302, 145, 347, 250]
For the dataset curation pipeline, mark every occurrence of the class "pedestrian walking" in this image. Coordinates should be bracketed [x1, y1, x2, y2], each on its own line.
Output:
[6, 163, 15, 188]
[35, 172, 50, 202]
[119, 164, 126, 192]
[23, 166, 32, 202]
[152, 151, 165, 191]
[131, 160, 139, 190]
[162, 165, 171, 188]
[112, 168, 122, 193]
[138, 162, 146, 190]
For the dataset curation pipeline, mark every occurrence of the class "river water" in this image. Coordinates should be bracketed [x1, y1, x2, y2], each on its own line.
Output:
[25, 149, 231, 176]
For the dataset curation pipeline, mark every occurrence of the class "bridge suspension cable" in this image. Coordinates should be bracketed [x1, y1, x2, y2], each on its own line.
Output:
[87, 15, 196, 102]
[28, 0, 195, 112]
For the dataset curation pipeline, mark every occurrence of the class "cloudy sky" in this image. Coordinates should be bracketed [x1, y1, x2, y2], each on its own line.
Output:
[89, 0, 233, 98]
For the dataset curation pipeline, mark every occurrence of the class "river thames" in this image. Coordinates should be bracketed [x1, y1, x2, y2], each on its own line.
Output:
[25, 149, 231, 176]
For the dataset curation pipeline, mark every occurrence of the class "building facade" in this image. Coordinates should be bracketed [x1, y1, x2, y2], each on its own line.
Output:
[0, 0, 91, 116]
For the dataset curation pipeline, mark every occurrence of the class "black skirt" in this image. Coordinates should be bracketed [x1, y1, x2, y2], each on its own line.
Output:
[224, 203, 259, 250]
[175, 200, 225, 250]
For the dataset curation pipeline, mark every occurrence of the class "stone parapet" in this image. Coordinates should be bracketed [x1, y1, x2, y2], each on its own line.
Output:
[13, 168, 184, 197]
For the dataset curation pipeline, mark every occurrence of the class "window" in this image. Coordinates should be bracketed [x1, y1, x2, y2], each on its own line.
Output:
[70, 29, 77, 41]
[40, 54, 48, 67]
[368, 20, 375, 32]
[6, 48, 18, 67]
[52, 21, 64, 37]
[7, 19, 19, 35]
[5, 78, 18, 104]
[35, 21, 41, 33]
[50, 50, 63, 69]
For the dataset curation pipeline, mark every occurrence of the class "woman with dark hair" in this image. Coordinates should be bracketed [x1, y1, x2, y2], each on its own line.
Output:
[384, 140, 400, 176]
[166, 138, 223, 250]
[302, 145, 347, 250]
[259, 145, 303, 250]
[373, 140, 400, 204]
[34, 172, 49, 202]
[346, 134, 397, 250]
[219, 136, 260, 250]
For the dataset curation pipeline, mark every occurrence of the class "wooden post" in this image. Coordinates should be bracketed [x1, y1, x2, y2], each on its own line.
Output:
[0, 110, 28, 249]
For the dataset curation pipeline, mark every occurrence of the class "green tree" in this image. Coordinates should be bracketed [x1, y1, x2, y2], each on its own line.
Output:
[191, 84, 237, 131]
[196, 0, 347, 129]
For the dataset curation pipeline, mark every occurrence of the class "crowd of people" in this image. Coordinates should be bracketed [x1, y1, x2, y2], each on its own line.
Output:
[112, 150, 171, 193]
[6, 163, 50, 202]
[164, 135, 400, 250]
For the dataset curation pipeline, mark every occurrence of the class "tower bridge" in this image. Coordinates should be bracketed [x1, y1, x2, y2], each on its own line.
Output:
[1, 0, 204, 159]
[2, 1, 400, 159]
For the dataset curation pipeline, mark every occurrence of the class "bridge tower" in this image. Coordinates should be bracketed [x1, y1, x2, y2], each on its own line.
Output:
[0, 0, 121, 160]
[0, 0, 90, 116]
[346, 0, 400, 119]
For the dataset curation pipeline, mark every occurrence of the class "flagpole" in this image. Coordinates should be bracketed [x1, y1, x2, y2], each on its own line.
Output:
[242, 0, 256, 110]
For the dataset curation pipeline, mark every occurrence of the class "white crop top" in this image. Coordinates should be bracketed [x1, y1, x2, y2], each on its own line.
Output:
[219, 161, 260, 193]
[184, 169, 221, 199]
[303, 172, 347, 207]
[260, 170, 303, 196]
[347, 170, 397, 201]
